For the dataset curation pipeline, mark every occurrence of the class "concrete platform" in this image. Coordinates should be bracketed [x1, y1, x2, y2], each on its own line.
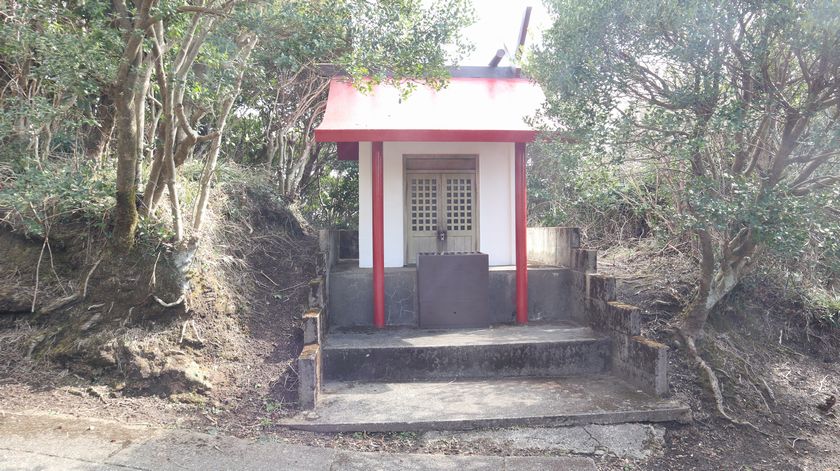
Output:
[281, 375, 692, 432]
[323, 323, 610, 381]
[328, 261, 584, 327]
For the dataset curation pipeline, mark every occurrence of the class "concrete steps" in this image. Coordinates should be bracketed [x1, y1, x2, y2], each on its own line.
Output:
[323, 323, 610, 382]
[281, 375, 691, 432]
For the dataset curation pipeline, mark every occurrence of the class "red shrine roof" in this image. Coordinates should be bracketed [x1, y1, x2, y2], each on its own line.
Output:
[314, 77, 543, 143]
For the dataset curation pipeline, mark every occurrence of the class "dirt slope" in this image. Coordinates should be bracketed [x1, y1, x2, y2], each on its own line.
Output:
[1, 231, 837, 469]
[0, 189, 319, 432]
[600, 245, 840, 470]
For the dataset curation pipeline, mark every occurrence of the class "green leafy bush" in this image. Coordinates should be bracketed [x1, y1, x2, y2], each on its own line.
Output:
[0, 161, 115, 237]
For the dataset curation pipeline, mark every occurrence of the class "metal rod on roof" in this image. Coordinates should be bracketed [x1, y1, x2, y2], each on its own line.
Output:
[515, 6, 533, 62]
[488, 49, 505, 67]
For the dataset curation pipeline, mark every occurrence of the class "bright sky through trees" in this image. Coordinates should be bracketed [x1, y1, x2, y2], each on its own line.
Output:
[457, 0, 549, 66]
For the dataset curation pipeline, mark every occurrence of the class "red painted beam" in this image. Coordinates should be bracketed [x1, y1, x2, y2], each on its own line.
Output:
[372, 141, 385, 328]
[315, 128, 537, 143]
[514, 142, 528, 325]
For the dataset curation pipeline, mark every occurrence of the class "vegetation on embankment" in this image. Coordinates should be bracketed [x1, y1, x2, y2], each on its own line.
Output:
[0, 157, 312, 402]
[528, 0, 840, 430]
[0, 0, 474, 403]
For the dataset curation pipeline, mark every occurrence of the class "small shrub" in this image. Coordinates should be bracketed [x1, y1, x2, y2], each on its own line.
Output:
[0, 159, 115, 237]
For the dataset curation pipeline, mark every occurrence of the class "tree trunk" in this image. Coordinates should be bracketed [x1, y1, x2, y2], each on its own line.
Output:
[113, 88, 140, 251]
[679, 229, 756, 339]
[112, 0, 156, 252]
[193, 35, 257, 233]
[142, 15, 215, 217]
[85, 95, 115, 163]
[134, 54, 153, 191]
[265, 130, 279, 168]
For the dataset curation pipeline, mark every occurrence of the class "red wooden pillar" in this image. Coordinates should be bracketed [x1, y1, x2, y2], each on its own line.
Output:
[372, 141, 385, 328]
[514, 142, 528, 324]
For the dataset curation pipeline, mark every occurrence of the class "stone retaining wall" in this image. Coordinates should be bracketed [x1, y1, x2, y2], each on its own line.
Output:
[584, 274, 669, 396]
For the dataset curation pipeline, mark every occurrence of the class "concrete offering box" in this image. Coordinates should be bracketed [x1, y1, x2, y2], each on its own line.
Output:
[417, 252, 490, 329]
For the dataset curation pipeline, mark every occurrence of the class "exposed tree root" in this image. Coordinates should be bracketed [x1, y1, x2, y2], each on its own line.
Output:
[153, 294, 185, 308]
[684, 335, 771, 437]
[40, 256, 102, 315]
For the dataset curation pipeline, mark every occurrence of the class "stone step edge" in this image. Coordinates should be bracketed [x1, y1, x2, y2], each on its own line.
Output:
[283, 406, 692, 433]
[322, 336, 611, 351]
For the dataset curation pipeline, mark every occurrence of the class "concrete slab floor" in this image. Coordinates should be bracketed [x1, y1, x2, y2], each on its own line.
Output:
[422, 424, 666, 460]
[0, 411, 596, 471]
[281, 375, 691, 432]
[325, 322, 603, 349]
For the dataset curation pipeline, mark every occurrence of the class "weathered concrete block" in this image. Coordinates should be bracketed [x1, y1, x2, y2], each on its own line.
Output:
[568, 270, 587, 324]
[488, 272, 517, 323]
[297, 344, 321, 409]
[526, 227, 581, 267]
[529, 269, 576, 322]
[584, 273, 666, 396]
[308, 278, 325, 309]
[329, 267, 418, 328]
[591, 301, 641, 336]
[302, 308, 324, 345]
[586, 274, 616, 302]
[612, 335, 668, 397]
[487, 267, 577, 324]
[318, 230, 339, 268]
[571, 249, 597, 273]
[338, 230, 359, 259]
[330, 264, 580, 328]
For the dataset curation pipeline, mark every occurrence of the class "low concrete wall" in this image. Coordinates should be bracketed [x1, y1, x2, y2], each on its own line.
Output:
[338, 230, 359, 259]
[554, 226, 597, 326]
[527, 227, 580, 267]
[329, 266, 418, 327]
[328, 265, 580, 328]
[614, 335, 669, 397]
[302, 307, 324, 345]
[489, 267, 577, 324]
[297, 344, 321, 409]
[296, 233, 337, 410]
[318, 230, 340, 269]
[585, 274, 669, 396]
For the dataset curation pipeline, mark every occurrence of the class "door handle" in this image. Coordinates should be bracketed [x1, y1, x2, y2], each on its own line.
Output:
[437, 230, 447, 241]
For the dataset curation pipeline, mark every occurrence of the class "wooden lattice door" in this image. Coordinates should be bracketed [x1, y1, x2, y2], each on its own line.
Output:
[407, 175, 440, 264]
[406, 171, 476, 264]
[442, 173, 476, 253]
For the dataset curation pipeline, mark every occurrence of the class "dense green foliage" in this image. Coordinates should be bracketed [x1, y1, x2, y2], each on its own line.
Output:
[530, 0, 840, 330]
[0, 0, 473, 243]
[304, 159, 359, 229]
[0, 1, 120, 164]
[0, 161, 115, 237]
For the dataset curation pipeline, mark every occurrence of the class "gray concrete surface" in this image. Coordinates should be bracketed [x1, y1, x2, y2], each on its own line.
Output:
[281, 375, 691, 432]
[329, 264, 418, 327]
[326, 323, 599, 349]
[587, 281, 670, 397]
[323, 323, 610, 381]
[526, 226, 580, 268]
[328, 263, 579, 327]
[297, 344, 321, 409]
[303, 307, 324, 345]
[487, 266, 578, 324]
[0, 412, 596, 471]
[423, 423, 666, 460]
